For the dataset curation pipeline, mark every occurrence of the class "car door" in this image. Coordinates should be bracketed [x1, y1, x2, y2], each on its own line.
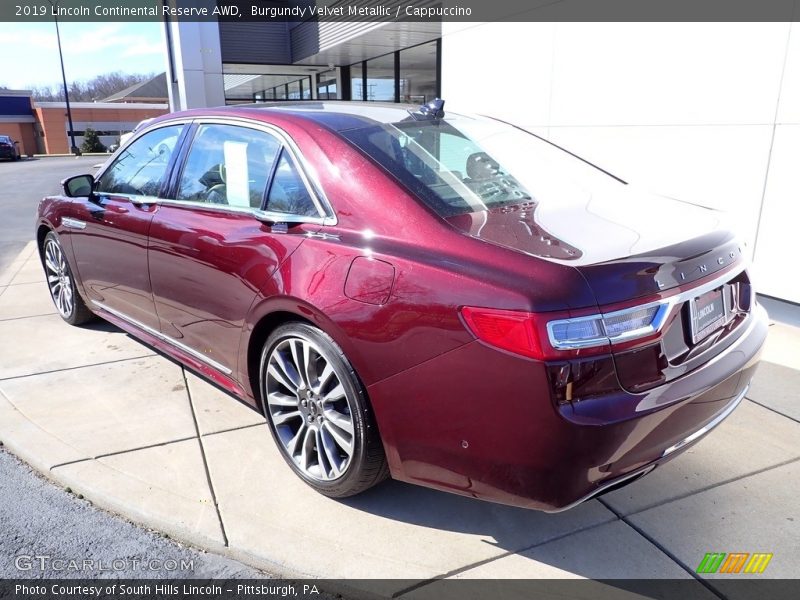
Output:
[69, 123, 186, 330]
[147, 121, 327, 376]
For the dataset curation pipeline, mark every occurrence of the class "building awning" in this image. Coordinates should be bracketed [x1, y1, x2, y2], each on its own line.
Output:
[0, 115, 35, 123]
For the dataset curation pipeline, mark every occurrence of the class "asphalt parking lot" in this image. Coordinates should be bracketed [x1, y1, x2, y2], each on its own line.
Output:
[0, 156, 103, 273]
[0, 159, 798, 596]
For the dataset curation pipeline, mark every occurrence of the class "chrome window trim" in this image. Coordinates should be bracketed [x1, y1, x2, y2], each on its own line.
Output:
[93, 193, 162, 207]
[156, 198, 332, 226]
[547, 263, 747, 350]
[91, 300, 233, 375]
[94, 116, 338, 227]
[187, 116, 337, 224]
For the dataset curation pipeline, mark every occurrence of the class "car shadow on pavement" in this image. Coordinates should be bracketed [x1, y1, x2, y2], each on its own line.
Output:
[83, 319, 120, 333]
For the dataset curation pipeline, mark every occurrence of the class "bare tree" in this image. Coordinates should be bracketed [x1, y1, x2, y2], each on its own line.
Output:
[29, 71, 157, 102]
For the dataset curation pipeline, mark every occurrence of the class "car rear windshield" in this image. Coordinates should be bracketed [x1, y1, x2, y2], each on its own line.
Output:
[341, 115, 624, 217]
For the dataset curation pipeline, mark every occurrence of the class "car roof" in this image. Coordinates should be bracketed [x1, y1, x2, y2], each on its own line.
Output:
[225, 101, 432, 132]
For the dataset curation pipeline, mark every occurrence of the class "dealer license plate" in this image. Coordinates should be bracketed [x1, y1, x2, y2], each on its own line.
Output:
[689, 287, 728, 344]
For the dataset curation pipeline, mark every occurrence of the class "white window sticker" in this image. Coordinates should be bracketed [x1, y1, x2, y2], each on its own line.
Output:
[223, 141, 250, 207]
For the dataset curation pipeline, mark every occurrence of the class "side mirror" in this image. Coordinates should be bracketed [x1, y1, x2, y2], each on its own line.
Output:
[62, 174, 94, 198]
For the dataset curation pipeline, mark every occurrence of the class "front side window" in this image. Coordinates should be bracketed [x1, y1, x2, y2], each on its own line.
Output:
[96, 125, 183, 197]
[177, 124, 280, 208]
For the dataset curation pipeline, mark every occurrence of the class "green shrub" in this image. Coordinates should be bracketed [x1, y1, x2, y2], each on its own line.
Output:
[80, 127, 107, 153]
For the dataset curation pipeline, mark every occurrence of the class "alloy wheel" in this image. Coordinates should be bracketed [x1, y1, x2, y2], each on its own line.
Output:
[44, 239, 74, 318]
[265, 337, 355, 482]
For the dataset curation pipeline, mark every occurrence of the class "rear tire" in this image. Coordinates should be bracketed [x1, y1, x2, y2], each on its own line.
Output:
[260, 322, 388, 498]
[43, 231, 94, 326]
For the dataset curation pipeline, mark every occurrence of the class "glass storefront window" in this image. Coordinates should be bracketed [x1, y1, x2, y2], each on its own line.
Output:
[288, 80, 301, 100]
[224, 71, 316, 103]
[364, 54, 395, 102]
[400, 41, 438, 104]
[351, 63, 364, 101]
[317, 70, 338, 99]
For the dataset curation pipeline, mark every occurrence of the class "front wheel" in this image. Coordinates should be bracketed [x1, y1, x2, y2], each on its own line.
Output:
[43, 231, 94, 325]
[260, 322, 388, 498]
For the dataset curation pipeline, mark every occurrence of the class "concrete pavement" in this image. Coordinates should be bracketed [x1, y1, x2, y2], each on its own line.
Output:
[0, 448, 266, 579]
[0, 241, 798, 595]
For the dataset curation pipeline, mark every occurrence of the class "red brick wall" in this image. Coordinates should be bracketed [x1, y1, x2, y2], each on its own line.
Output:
[35, 105, 169, 154]
[0, 122, 36, 156]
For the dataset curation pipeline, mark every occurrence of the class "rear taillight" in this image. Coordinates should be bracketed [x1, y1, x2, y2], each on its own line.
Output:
[547, 303, 668, 350]
[461, 301, 670, 361]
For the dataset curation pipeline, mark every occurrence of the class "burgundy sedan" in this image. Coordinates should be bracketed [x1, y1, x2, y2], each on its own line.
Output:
[36, 101, 767, 511]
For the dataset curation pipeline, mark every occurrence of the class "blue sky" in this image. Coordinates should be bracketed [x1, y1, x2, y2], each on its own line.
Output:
[0, 22, 165, 90]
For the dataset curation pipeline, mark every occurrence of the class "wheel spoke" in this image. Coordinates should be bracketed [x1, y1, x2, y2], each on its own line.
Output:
[289, 340, 309, 387]
[302, 343, 317, 389]
[315, 428, 332, 479]
[47, 275, 60, 284]
[45, 257, 59, 275]
[45, 244, 59, 273]
[272, 409, 302, 426]
[268, 361, 298, 394]
[54, 288, 64, 313]
[322, 419, 353, 456]
[286, 422, 306, 457]
[316, 362, 335, 392]
[274, 348, 302, 388]
[299, 426, 315, 472]
[320, 430, 341, 477]
[267, 391, 297, 408]
[323, 383, 345, 403]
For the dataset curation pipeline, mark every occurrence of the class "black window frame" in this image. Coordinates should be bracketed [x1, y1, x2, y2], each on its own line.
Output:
[94, 123, 190, 201]
[346, 38, 441, 102]
[170, 122, 284, 210]
[157, 119, 332, 223]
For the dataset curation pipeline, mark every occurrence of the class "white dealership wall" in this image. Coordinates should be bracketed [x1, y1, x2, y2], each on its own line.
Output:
[441, 22, 799, 303]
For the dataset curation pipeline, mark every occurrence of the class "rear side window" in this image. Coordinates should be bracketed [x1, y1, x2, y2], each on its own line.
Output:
[342, 116, 623, 218]
[264, 150, 319, 217]
[177, 124, 280, 208]
[96, 125, 184, 197]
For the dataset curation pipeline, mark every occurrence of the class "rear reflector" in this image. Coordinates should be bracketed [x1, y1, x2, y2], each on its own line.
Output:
[460, 306, 544, 360]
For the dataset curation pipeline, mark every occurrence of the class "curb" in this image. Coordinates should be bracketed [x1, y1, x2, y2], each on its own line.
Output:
[30, 153, 112, 158]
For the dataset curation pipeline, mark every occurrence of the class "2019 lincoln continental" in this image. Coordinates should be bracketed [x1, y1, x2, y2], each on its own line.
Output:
[36, 100, 767, 511]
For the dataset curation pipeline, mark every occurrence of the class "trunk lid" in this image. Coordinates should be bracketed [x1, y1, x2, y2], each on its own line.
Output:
[445, 184, 745, 305]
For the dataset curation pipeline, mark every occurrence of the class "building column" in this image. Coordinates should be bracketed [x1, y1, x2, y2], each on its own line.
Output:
[162, 12, 225, 110]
